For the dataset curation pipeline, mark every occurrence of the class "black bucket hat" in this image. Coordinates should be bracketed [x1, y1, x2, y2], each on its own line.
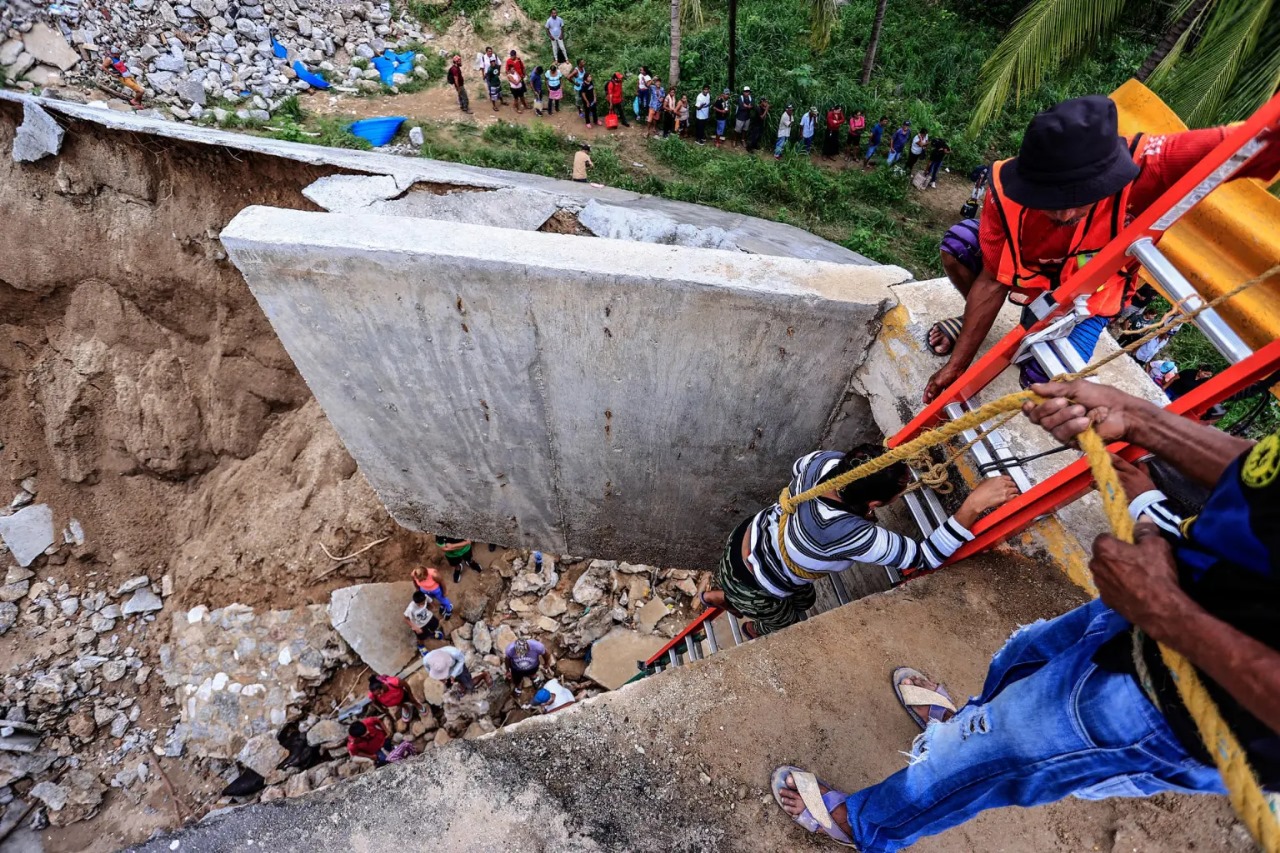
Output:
[1000, 96, 1140, 210]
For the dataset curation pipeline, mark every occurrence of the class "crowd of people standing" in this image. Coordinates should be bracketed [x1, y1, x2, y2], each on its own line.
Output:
[442, 10, 954, 182]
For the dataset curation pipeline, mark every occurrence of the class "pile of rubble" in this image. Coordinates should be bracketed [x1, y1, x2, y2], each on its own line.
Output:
[0, 0, 438, 122]
[0, 478, 171, 828]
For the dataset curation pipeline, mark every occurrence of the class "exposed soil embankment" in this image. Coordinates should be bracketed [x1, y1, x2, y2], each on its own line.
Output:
[0, 101, 460, 611]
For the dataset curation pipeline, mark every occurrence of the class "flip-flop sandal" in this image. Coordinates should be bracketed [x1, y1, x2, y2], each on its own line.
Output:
[927, 317, 963, 356]
[893, 666, 957, 730]
[770, 765, 858, 848]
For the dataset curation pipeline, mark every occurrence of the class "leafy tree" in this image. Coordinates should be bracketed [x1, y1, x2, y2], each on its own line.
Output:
[969, 0, 1280, 134]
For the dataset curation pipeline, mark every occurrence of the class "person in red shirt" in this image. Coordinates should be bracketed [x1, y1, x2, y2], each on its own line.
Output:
[446, 55, 470, 114]
[923, 95, 1280, 403]
[605, 72, 630, 127]
[823, 105, 844, 158]
[346, 717, 390, 763]
[504, 49, 525, 77]
[367, 674, 419, 723]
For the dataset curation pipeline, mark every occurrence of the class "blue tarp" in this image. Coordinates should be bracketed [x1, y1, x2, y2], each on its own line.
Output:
[293, 60, 330, 89]
[371, 50, 416, 86]
[271, 37, 288, 59]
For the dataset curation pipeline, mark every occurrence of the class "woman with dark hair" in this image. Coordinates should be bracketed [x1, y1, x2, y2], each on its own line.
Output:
[698, 444, 1016, 636]
[581, 72, 599, 126]
[823, 105, 844, 158]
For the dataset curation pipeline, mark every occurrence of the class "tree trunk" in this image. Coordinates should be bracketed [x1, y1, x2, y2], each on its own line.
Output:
[727, 0, 738, 92]
[859, 0, 888, 86]
[1136, 0, 1210, 82]
[669, 0, 681, 87]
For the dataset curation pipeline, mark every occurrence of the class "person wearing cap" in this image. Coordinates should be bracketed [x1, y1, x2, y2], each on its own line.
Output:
[775, 377, 1280, 851]
[799, 106, 818, 154]
[605, 72, 629, 127]
[446, 55, 470, 113]
[923, 95, 1280, 404]
[101, 47, 145, 105]
[886, 120, 910, 166]
[1148, 360, 1179, 391]
[733, 86, 754, 147]
[694, 84, 711, 145]
[774, 104, 794, 159]
[712, 88, 731, 146]
[423, 645, 490, 695]
[532, 679, 576, 713]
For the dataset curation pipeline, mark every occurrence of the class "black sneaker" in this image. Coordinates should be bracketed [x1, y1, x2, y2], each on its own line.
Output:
[453, 568, 461, 583]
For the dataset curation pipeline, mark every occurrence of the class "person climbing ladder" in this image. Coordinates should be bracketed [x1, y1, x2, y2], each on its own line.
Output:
[697, 443, 1016, 637]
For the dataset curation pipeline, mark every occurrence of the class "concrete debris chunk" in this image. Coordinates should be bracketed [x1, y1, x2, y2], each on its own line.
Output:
[584, 628, 667, 690]
[635, 598, 669, 634]
[237, 733, 288, 776]
[304, 719, 345, 747]
[122, 588, 163, 615]
[116, 576, 151, 596]
[22, 23, 81, 71]
[0, 503, 55, 565]
[301, 174, 402, 212]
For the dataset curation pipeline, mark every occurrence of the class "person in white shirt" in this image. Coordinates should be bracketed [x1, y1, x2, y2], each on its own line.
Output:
[424, 645, 491, 695]
[694, 85, 711, 145]
[545, 9, 567, 64]
[799, 107, 818, 154]
[775, 104, 795, 159]
[907, 127, 930, 172]
[533, 679, 576, 713]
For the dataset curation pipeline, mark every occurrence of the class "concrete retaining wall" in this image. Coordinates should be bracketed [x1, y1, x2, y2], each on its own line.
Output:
[222, 206, 908, 566]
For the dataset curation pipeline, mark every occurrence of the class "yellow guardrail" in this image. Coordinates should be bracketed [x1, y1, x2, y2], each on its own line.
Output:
[1111, 80, 1280, 352]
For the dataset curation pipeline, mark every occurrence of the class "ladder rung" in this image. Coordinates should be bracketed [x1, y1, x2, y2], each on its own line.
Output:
[1127, 238, 1253, 364]
[705, 620, 720, 654]
[943, 402, 1033, 494]
[828, 572, 850, 606]
[667, 648, 680, 667]
[727, 614, 745, 645]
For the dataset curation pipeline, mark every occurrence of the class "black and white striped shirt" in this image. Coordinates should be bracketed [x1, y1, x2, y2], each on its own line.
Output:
[745, 452, 974, 598]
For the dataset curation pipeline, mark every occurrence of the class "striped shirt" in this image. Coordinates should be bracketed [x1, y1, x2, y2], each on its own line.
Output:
[745, 452, 974, 598]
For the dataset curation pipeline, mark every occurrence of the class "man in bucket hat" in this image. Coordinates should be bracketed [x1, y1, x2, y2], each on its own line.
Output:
[923, 95, 1280, 403]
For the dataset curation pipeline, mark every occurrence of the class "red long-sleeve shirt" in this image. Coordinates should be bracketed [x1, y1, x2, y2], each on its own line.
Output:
[979, 126, 1280, 278]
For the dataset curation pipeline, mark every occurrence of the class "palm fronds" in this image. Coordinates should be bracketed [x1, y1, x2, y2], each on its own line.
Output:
[967, 0, 1130, 136]
[1156, 0, 1278, 125]
[809, 0, 839, 52]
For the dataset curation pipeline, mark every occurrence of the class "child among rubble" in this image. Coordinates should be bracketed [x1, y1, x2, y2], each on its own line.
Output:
[411, 565, 453, 617]
[403, 590, 445, 644]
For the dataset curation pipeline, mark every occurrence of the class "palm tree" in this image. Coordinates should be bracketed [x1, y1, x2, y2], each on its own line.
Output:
[859, 0, 889, 85]
[669, 0, 703, 88]
[968, 0, 1280, 135]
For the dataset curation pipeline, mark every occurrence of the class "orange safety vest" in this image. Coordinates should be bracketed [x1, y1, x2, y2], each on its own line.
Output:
[989, 134, 1147, 317]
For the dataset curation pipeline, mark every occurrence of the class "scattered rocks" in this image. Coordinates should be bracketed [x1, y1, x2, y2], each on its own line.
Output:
[537, 591, 568, 618]
[304, 719, 345, 747]
[572, 563, 612, 606]
[20, 23, 81, 72]
[636, 598, 670, 634]
[115, 576, 150, 596]
[32, 769, 105, 826]
[584, 629, 668, 690]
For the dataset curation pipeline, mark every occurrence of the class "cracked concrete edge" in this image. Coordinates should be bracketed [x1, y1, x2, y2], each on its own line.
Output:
[1, 92, 882, 266]
[219, 205, 912, 302]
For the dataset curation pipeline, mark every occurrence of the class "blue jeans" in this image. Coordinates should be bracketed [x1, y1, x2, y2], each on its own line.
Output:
[425, 587, 452, 614]
[886, 149, 902, 165]
[843, 599, 1224, 853]
[926, 159, 942, 182]
[775, 136, 788, 156]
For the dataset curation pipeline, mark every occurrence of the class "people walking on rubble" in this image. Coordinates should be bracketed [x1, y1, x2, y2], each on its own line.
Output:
[923, 95, 1280, 404]
[697, 443, 1017, 637]
[367, 673, 421, 723]
[436, 533, 482, 583]
[504, 638, 551, 687]
[412, 565, 453, 617]
[101, 47, 145, 106]
[424, 645, 491, 696]
[773, 378, 1280, 851]
[403, 590, 445, 643]
[531, 679, 576, 713]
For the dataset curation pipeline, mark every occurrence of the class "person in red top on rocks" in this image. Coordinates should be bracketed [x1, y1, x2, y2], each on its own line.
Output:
[504, 49, 524, 77]
[923, 95, 1280, 403]
[346, 717, 389, 762]
[605, 72, 630, 127]
[367, 674, 419, 723]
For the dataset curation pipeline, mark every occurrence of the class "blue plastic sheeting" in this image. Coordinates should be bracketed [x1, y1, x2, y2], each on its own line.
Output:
[293, 60, 330, 89]
[350, 116, 407, 146]
[271, 38, 288, 59]
[370, 50, 416, 86]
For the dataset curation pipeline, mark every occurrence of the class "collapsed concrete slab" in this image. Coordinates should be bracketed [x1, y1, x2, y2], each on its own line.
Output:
[328, 581, 419, 675]
[365, 186, 562, 231]
[578, 199, 737, 249]
[222, 206, 908, 566]
[11, 102, 63, 163]
[584, 628, 667, 690]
